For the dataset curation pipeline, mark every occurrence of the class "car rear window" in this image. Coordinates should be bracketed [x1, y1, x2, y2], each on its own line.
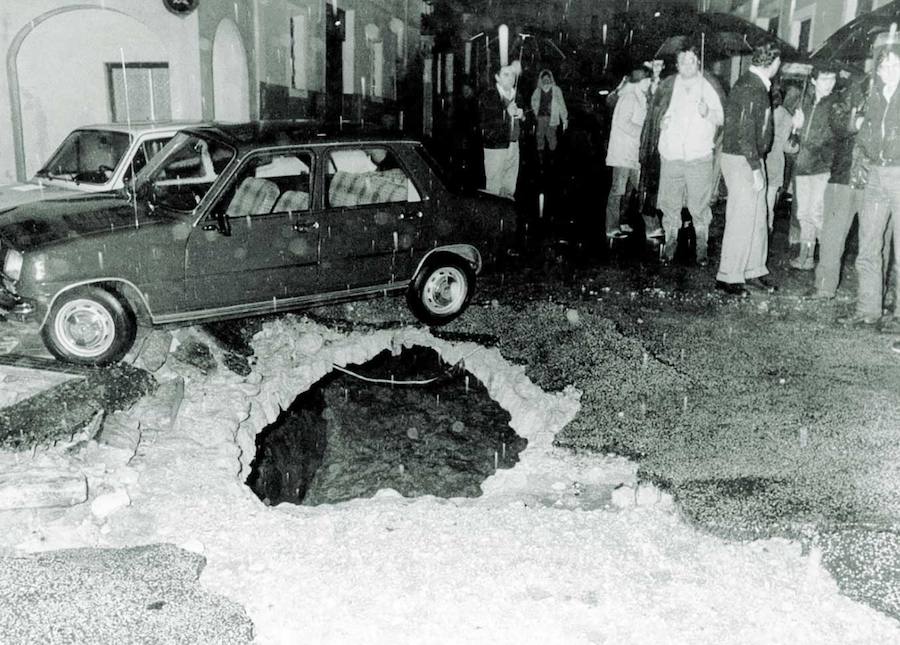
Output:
[415, 143, 454, 191]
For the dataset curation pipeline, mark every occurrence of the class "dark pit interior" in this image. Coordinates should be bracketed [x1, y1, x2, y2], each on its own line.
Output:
[246, 345, 525, 506]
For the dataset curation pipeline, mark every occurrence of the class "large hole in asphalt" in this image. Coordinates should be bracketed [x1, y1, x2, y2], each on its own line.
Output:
[245, 345, 526, 506]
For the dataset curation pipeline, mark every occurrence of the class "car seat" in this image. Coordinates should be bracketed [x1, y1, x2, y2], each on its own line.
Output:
[226, 177, 279, 217]
[273, 190, 310, 212]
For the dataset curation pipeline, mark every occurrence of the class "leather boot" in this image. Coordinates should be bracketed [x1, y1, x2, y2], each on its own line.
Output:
[790, 242, 814, 270]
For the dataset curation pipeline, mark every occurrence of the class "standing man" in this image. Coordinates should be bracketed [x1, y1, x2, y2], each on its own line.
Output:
[789, 64, 841, 270]
[716, 44, 782, 296]
[647, 44, 725, 265]
[766, 85, 800, 234]
[605, 66, 651, 239]
[808, 74, 891, 301]
[637, 59, 667, 238]
[531, 69, 568, 173]
[843, 35, 900, 329]
[479, 64, 525, 199]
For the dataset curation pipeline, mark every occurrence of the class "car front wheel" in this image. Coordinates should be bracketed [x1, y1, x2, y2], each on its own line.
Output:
[41, 287, 136, 365]
[407, 254, 475, 326]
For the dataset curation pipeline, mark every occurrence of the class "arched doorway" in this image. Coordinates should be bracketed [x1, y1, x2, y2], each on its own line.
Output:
[212, 19, 250, 122]
[15, 8, 168, 178]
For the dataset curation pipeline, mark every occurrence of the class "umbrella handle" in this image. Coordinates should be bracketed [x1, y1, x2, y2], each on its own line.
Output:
[700, 32, 705, 76]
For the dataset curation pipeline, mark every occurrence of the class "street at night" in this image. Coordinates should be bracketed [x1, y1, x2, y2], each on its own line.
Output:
[3, 0, 900, 643]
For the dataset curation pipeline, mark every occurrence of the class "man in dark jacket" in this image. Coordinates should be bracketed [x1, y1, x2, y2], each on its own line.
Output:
[808, 74, 892, 300]
[715, 44, 782, 296]
[844, 37, 900, 329]
[789, 64, 840, 270]
[479, 63, 525, 199]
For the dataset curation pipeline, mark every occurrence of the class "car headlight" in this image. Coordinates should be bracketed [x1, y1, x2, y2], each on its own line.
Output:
[3, 249, 22, 282]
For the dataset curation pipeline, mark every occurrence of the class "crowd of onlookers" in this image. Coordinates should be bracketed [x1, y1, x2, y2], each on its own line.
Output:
[469, 31, 900, 353]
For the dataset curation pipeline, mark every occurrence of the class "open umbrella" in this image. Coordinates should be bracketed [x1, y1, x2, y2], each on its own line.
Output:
[603, 8, 799, 73]
[810, 0, 900, 68]
[654, 12, 800, 60]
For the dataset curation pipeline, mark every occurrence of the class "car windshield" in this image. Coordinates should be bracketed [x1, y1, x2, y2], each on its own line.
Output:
[34, 129, 132, 185]
[133, 132, 235, 212]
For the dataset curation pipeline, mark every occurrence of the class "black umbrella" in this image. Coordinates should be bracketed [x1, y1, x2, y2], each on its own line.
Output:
[654, 13, 800, 60]
[607, 9, 795, 60]
[810, 0, 900, 68]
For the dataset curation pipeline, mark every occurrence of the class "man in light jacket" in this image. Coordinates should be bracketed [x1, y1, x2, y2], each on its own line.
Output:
[605, 66, 651, 239]
[530, 69, 568, 171]
[645, 44, 725, 265]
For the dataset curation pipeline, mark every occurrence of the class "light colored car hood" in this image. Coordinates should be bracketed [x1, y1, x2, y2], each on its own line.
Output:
[0, 181, 82, 210]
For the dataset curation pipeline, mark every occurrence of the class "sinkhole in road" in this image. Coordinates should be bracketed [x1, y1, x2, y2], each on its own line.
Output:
[245, 345, 526, 506]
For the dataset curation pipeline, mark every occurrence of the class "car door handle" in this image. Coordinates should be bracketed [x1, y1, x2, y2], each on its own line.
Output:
[293, 221, 320, 233]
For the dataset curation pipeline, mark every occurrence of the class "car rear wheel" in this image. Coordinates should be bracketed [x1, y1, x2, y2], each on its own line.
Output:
[41, 287, 136, 365]
[407, 254, 475, 326]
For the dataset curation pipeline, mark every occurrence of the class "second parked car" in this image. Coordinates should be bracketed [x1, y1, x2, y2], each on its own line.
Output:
[0, 121, 201, 210]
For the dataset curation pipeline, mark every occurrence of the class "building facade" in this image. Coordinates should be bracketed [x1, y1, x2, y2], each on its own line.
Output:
[0, 0, 425, 184]
[702, 0, 895, 54]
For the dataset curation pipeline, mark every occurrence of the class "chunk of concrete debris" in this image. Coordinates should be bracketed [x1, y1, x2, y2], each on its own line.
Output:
[91, 489, 131, 519]
[135, 329, 173, 372]
[98, 412, 140, 453]
[0, 467, 87, 510]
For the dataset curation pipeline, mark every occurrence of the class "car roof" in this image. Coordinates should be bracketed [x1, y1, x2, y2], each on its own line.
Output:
[180, 120, 419, 155]
[75, 120, 209, 135]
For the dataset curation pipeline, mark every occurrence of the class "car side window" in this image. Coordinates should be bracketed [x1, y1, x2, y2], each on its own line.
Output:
[123, 136, 172, 182]
[325, 147, 421, 209]
[218, 151, 313, 218]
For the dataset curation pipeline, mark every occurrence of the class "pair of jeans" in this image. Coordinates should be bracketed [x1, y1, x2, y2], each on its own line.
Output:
[716, 153, 769, 283]
[854, 165, 900, 317]
[812, 183, 893, 297]
[657, 156, 714, 259]
[605, 166, 640, 233]
[483, 142, 519, 199]
[535, 116, 558, 151]
[794, 173, 830, 244]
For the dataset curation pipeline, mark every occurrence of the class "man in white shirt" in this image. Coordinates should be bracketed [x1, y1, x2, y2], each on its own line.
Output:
[654, 46, 724, 266]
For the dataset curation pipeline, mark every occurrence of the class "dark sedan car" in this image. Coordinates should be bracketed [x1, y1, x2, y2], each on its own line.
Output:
[0, 122, 516, 365]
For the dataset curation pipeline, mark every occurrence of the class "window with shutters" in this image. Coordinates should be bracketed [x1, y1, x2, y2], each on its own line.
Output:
[106, 63, 171, 123]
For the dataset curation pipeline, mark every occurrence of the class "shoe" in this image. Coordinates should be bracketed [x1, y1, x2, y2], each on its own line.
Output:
[803, 288, 834, 301]
[891, 340, 900, 355]
[789, 242, 815, 270]
[715, 280, 749, 297]
[745, 277, 777, 293]
[646, 227, 665, 239]
[880, 317, 900, 334]
[620, 223, 634, 233]
[697, 257, 709, 268]
[836, 313, 880, 327]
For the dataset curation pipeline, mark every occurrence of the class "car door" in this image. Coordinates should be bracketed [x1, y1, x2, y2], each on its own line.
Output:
[184, 149, 320, 311]
[316, 144, 425, 292]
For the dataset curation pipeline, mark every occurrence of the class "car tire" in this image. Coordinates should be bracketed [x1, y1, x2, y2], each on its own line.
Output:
[407, 254, 475, 326]
[41, 287, 136, 365]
